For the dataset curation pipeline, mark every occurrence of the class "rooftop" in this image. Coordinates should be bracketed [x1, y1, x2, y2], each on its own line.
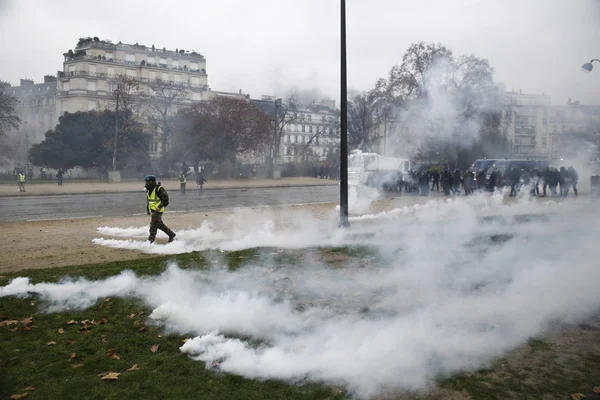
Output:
[73, 37, 205, 61]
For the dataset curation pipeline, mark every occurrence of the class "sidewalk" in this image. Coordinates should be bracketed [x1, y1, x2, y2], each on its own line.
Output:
[0, 177, 339, 197]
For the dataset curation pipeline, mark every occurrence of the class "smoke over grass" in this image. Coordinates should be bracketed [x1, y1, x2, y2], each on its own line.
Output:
[3, 195, 600, 398]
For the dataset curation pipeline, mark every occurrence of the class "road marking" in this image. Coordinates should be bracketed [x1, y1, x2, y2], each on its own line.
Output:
[26, 215, 103, 222]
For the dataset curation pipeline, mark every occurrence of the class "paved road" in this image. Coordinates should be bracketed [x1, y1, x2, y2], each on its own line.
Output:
[2, 185, 340, 222]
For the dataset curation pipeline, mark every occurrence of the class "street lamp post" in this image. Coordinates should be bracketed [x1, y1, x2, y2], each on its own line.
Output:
[110, 89, 121, 182]
[582, 59, 600, 72]
[339, 0, 349, 227]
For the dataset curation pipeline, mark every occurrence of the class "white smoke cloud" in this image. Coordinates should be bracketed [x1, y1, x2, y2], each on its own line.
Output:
[3, 195, 600, 398]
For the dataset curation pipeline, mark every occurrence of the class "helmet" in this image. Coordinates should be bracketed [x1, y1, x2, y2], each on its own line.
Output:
[144, 175, 156, 182]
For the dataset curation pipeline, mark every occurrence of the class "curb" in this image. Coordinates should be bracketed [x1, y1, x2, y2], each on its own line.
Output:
[0, 183, 340, 199]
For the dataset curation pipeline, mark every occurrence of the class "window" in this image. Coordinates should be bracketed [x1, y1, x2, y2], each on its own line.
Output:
[302, 125, 305, 132]
[68, 65, 76, 73]
[149, 71, 156, 80]
[127, 69, 136, 78]
[89, 64, 96, 73]
[107, 66, 114, 76]
[162, 72, 169, 81]
[148, 56, 155, 64]
[108, 82, 116, 92]
[88, 100, 96, 111]
[190, 62, 199, 70]
[286, 147, 291, 155]
[286, 135, 290, 142]
[316, 137, 319, 145]
[63, 82, 69, 91]
[105, 52, 113, 60]
[174, 74, 181, 82]
[126, 54, 135, 62]
[160, 57, 167, 66]
[542, 137, 547, 148]
[191, 77, 200, 85]
[172, 60, 179, 68]
[87, 80, 96, 91]
[296, 135, 300, 143]
[192, 92, 201, 101]
[309, 126, 313, 133]
[308, 114, 312, 121]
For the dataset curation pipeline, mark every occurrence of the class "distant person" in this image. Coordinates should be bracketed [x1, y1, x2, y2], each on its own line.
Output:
[476, 169, 486, 191]
[196, 170, 207, 191]
[559, 167, 569, 197]
[12, 167, 18, 182]
[178, 169, 190, 194]
[431, 170, 440, 191]
[463, 169, 474, 195]
[568, 166, 578, 196]
[57, 169, 64, 186]
[18, 170, 26, 192]
[144, 175, 176, 244]
[40, 166, 47, 180]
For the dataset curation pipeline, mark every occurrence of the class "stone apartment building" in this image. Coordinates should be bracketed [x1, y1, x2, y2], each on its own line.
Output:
[501, 91, 552, 160]
[6, 36, 248, 162]
[3, 77, 58, 164]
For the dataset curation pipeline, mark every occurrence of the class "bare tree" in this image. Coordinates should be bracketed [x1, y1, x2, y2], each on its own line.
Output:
[0, 86, 21, 137]
[112, 75, 143, 120]
[269, 96, 298, 170]
[144, 79, 187, 159]
[348, 92, 379, 151]
[299, 112, 340, 162]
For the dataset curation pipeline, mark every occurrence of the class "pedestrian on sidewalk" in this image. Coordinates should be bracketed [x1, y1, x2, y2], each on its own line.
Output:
[57, 169, 64, 186]
[178, 170, 190, 194]
[144, 175, 176, 244]
[18, 170, 26, 192]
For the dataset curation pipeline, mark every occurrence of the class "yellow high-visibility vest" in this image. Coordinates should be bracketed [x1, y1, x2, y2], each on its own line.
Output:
[19, 173, 25, 183]
[147, 186, 165, 213]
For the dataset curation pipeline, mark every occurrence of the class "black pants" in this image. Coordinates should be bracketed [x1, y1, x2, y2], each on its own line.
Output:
[431, 180, 439, 190]
[149, 212, 175, 241]
[180, 182, 186, 194]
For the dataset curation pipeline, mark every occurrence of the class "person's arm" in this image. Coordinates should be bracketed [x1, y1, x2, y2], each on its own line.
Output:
[157, 187, 170, 208]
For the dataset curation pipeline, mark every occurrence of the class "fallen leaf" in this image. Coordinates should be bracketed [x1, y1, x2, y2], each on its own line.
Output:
[67, 320, 77, 325]
[71, 363, 84, 369]
[128, 313, 136, 319]
[127, 364, 139, 371]
[138, 311, 145, 315]
[9, 327, 18, 332]
[65, 339, 75, 345]
[99, 318, 108, 324]
[150, 345, 159, 353]
[104, 298, 111, 302]
[101, 336, 107, 344]
[21, 317, 33, 325]
[22, 326, 33, 331]
[571, 394, 586, 400]
[0, 320, 18, 327]
[10, 393, 29, 399]
[69, 353, 76, 362]
[133, 320, 142, 326]
[58, 328, 64, 334]
[110, 353, 120, 360]
[22, 387, 35, 391]
[101, 372, 120, 380]
[594, 387, 600, 394]
[138, 327, 146, 332]
[90, 320, 99, 325]
[0, 275, 6, 279]
[46, 341, 57, 346]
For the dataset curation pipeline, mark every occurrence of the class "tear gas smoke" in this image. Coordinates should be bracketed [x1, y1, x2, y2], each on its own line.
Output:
[2, 194, 600, 398]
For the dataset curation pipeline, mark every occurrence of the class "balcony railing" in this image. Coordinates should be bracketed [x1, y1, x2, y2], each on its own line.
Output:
[64, 55, 206, 74]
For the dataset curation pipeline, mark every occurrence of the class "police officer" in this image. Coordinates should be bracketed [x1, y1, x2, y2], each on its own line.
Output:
[144, 175, 176, 244]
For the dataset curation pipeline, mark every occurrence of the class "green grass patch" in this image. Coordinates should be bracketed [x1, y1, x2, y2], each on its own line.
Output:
[0, 252, 347, 400]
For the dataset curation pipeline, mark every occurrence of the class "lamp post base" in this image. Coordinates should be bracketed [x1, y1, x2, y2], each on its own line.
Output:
[108, 170, 121, 183]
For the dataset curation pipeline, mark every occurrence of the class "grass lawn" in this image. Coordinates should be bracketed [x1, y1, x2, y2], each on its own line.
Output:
[2, 247, 600, 400]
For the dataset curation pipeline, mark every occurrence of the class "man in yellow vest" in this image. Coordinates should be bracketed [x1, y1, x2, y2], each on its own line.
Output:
[18, 171, 26, 192]
[144, 175, 176, 244]
[178, 170, 190, 194]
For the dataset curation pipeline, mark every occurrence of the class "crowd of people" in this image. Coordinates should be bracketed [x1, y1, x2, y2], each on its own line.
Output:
[384, 165, 580, 198]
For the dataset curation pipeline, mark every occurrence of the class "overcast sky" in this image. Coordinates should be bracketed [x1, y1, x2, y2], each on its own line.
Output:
[1, 0, 599, 105]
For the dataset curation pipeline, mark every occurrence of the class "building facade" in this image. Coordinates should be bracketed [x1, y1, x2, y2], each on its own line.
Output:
[3, 77, 58, 165]
[501, 91, 552, 160]
[280, 99, 340, 163]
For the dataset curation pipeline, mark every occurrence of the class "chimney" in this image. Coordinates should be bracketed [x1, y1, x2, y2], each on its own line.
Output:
[44, 75, 57, 83]
[20, 79, 34, 86]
